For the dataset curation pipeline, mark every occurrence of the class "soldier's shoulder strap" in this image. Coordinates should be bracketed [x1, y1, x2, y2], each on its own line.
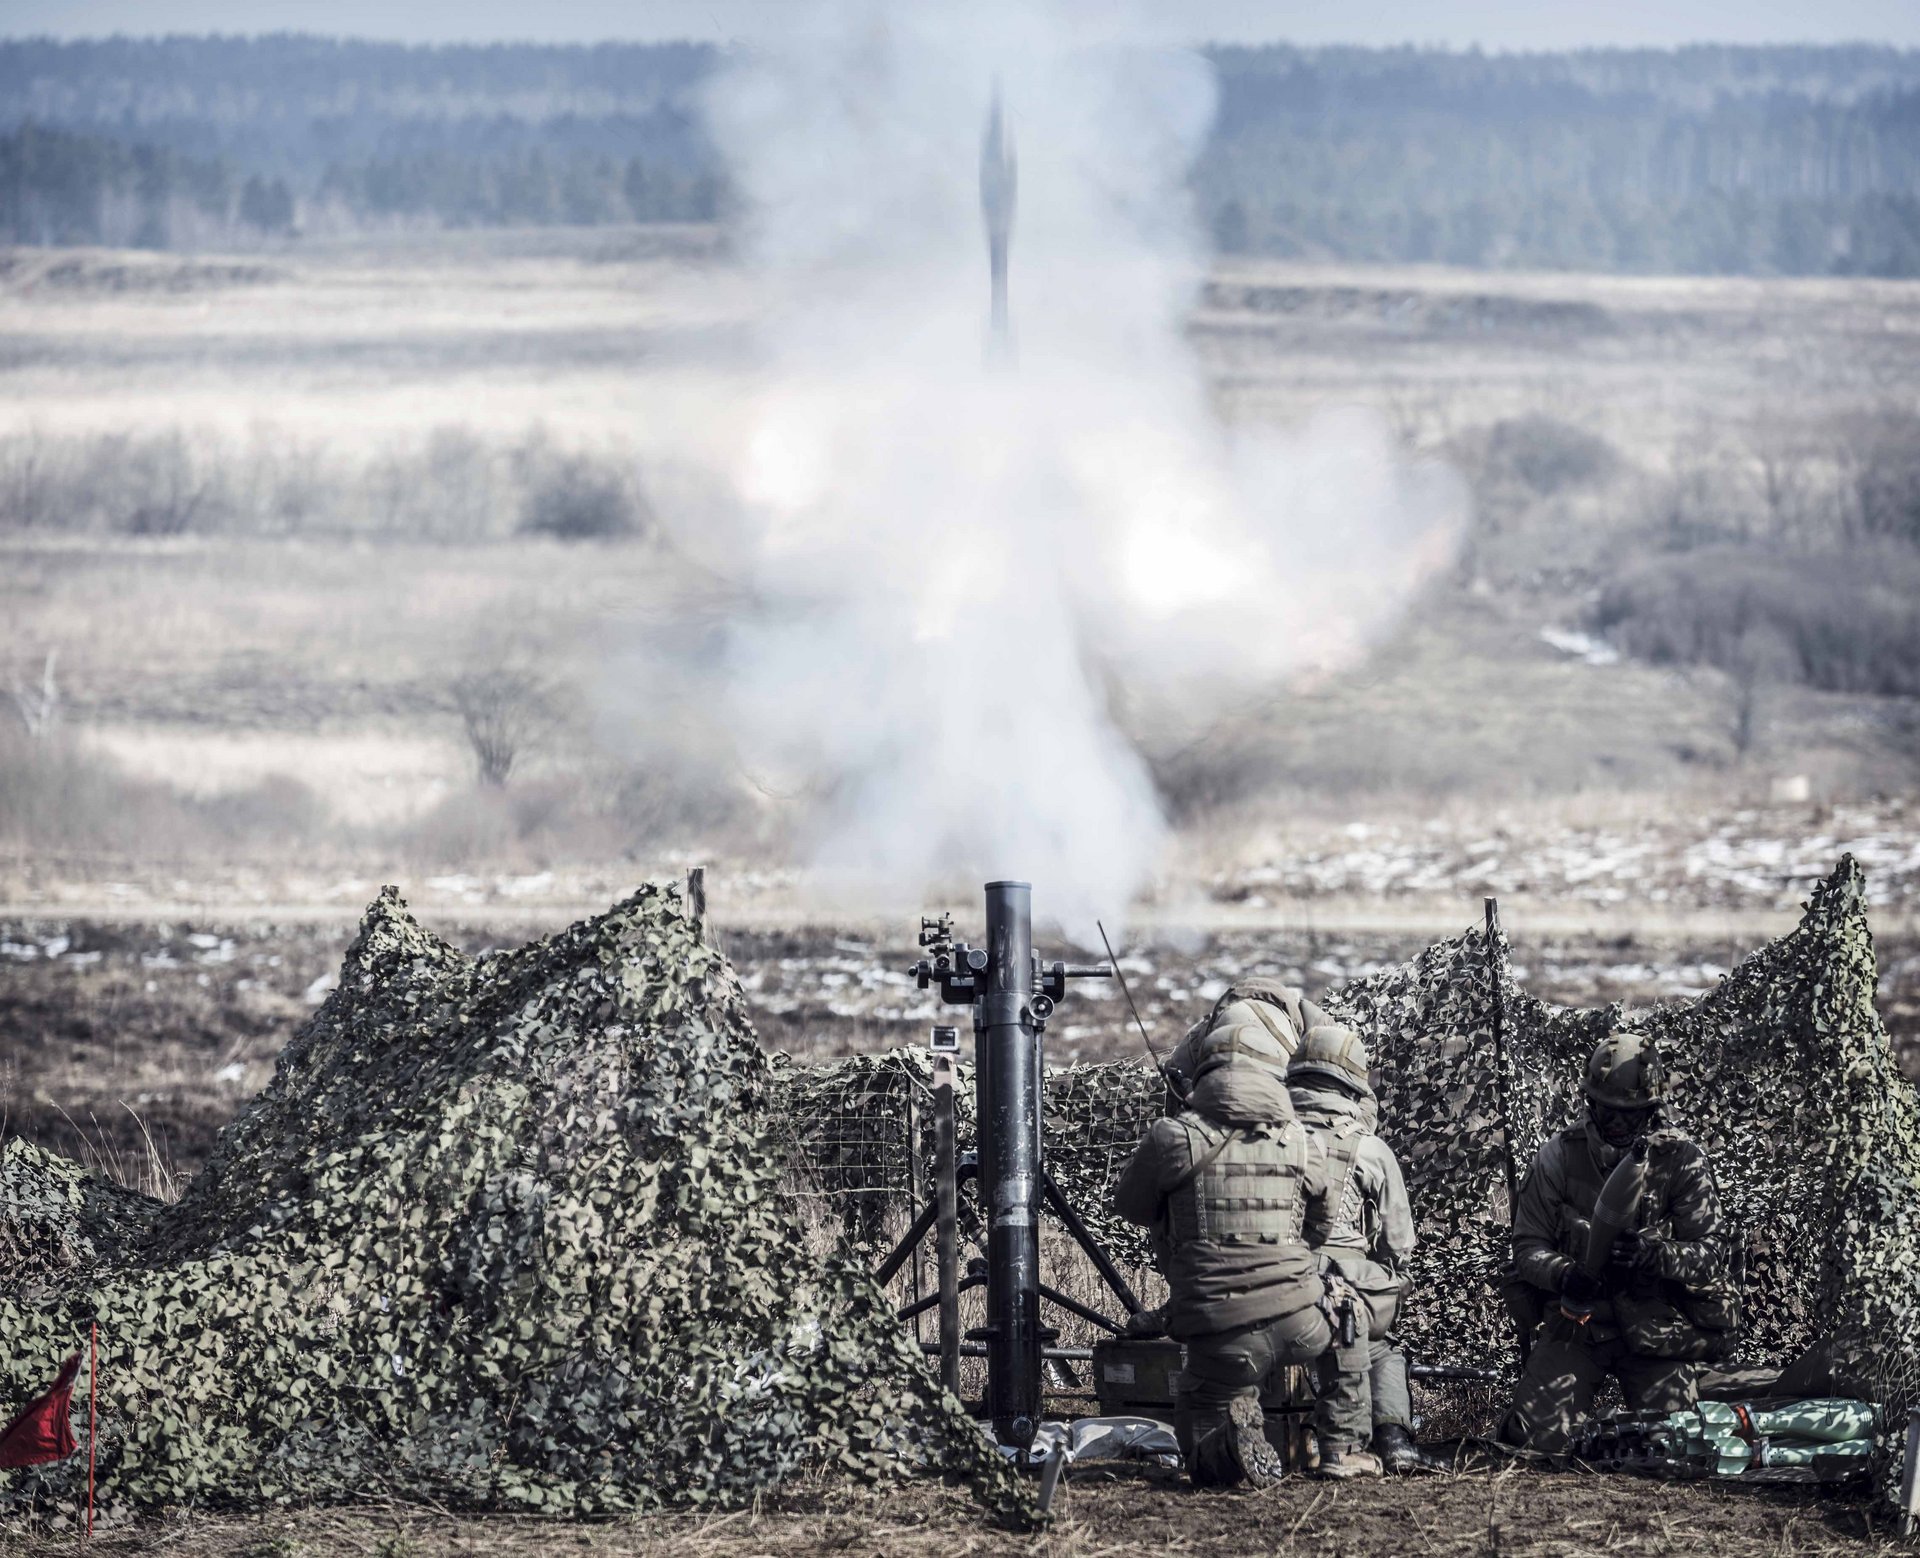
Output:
[1164, 1119, 1253, 1197]
[1322, 1116, 1371, 1204]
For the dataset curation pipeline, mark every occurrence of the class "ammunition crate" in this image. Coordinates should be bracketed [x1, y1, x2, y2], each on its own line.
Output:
[1091, 1336, 1184, 1415]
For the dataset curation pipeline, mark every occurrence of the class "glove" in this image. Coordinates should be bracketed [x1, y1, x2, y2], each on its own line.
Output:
[1124, 1304, 1169, 1339]
[1560, 1267, 1602, 1305]
[1606, 1231, 1665, 1283]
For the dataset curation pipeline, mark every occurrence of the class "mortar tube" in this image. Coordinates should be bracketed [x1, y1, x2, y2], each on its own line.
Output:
[978, 880, 1041, 1450]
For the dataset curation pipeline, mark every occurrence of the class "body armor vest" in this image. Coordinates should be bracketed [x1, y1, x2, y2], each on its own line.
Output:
[1312, 1117, 1372, 1254]
[1165, 1113, 1309, 1251]
[1292, 1091, 1373, 1252]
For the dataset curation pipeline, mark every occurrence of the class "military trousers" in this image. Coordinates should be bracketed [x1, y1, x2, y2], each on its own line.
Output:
[1500, 1324, 1696, 1455]
[1370, 1338, 1412, 1430]
[1177, 1303, 1372, 1485]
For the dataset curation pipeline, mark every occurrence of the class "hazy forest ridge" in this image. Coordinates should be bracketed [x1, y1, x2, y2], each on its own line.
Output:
[4, 38, 1920, 274]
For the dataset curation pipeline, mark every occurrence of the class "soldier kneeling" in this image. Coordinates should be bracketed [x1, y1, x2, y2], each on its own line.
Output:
[1114, 1017, 1381, 1484]
[1288, 1024, 1425, 1473]
[1500, 1032, 1737, 1455]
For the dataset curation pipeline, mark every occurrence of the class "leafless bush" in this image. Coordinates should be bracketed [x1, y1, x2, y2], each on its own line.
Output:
[1726, 624, 1798, 758]
[367, 425, 509, 542]
[118, 428, 218, 536]
[1748, 415, 1839, 544]
[1445, 414, 1623, 552]
[1835, 409, 1920, 546]
[515, 444, 648, 541]
[1594, 543, 1920, 699]
[1636, 436, 1765, 547]
[1475, 414, 1619, 497]
[450, 667, 552, 787]
[0, 424, 651, 543]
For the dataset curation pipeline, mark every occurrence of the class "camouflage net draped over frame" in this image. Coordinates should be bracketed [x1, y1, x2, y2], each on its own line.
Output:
[0, 884, 1029, 1523]
[3, 858, 1915, 1520]
[781, 858, 1920, 1490]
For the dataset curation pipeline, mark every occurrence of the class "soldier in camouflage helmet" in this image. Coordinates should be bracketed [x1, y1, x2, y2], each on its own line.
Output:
[1115, 1016, 1381, 1485]
[1161, 977, 1324, 1105]
[1287, 1024, 1424, 1473]
[1499, 1032, 1734, 1455]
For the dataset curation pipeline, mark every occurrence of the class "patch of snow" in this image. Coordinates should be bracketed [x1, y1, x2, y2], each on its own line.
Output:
[1539, 626, 1620, 666]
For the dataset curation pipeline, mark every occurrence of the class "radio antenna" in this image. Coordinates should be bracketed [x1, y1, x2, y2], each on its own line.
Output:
[1097, 920, 1172, 1086]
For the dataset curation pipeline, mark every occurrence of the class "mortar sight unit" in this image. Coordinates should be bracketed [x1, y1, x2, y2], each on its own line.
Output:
[875, 881, 1142, 1455]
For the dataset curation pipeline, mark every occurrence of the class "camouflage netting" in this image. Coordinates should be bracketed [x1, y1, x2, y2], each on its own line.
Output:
[781, 857, 1920, 1495]
[0, 883, 1030, 1524]
[4, 858, 1915, 1520]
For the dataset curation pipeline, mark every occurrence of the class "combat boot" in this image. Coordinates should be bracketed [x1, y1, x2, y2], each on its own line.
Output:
[1226, 1394, 1289, 1486]
[1313, 1439, 1384, 1480]
[1373, 1423, 1425, 1473]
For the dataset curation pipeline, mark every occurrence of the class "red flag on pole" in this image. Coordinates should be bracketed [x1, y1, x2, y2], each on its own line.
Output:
[0, 1352, 81, 1469]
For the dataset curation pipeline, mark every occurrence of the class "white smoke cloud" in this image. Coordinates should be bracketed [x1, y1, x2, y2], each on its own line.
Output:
[651, 0, 1464, 933]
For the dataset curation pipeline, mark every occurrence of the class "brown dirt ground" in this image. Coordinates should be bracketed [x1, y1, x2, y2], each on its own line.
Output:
[2, 1464, 1905, 1558]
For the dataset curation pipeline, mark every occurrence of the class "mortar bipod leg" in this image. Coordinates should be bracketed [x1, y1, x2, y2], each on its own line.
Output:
[875, 1154, 978, 1294]
[1041, 1164, 1142, 1317]
[873, 1195, 941, 1289]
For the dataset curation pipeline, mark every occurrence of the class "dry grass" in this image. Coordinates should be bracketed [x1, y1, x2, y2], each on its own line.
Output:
[3, 1462, 1904, 1556]
[1, 232, 1916, 879]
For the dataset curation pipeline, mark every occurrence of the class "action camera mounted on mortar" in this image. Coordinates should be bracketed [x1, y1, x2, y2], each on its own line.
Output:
[873, 881, 1144, 1456]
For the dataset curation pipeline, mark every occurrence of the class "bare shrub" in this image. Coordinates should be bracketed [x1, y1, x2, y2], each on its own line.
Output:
[1594, 543, 1920, 699]
[0, 726, 194, 855]
[1748, 414, 1840, 544]
[1636, 437, 1765, 548]
[0, 428, 63, 530]
[1452, 414, 1620, 503]
[398, 761, 754, 869]
[516, 443, 647, 541]
[367, 425, 509, 542]
[611, 760, 755, 843]
[451, 667, 553, 787]
[1726, 624, 1798, 758]
[0, 424, 658, 544]
[199, 773, 328, 842]
[1835, 409, 1920, 546]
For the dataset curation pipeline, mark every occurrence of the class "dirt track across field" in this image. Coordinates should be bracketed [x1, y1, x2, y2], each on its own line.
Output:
[5, 1465, 1905, 1557]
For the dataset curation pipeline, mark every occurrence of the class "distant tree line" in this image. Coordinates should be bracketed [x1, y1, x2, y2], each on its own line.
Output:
[3, 37, 1920, 273]
[0, 123, 259, 247]
[0, 123, 718, 243]
[1197, 47, 1920, 275]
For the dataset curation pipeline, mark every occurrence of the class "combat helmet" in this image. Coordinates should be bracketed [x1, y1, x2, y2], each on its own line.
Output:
[1206, 977, 1327, 1045]
[1287, 1024, 1372, 1095]
[1584, 1030, 1669, 1109]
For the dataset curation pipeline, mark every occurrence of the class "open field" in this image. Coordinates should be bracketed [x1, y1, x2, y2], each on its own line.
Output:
[5, 234, 1919, 859]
